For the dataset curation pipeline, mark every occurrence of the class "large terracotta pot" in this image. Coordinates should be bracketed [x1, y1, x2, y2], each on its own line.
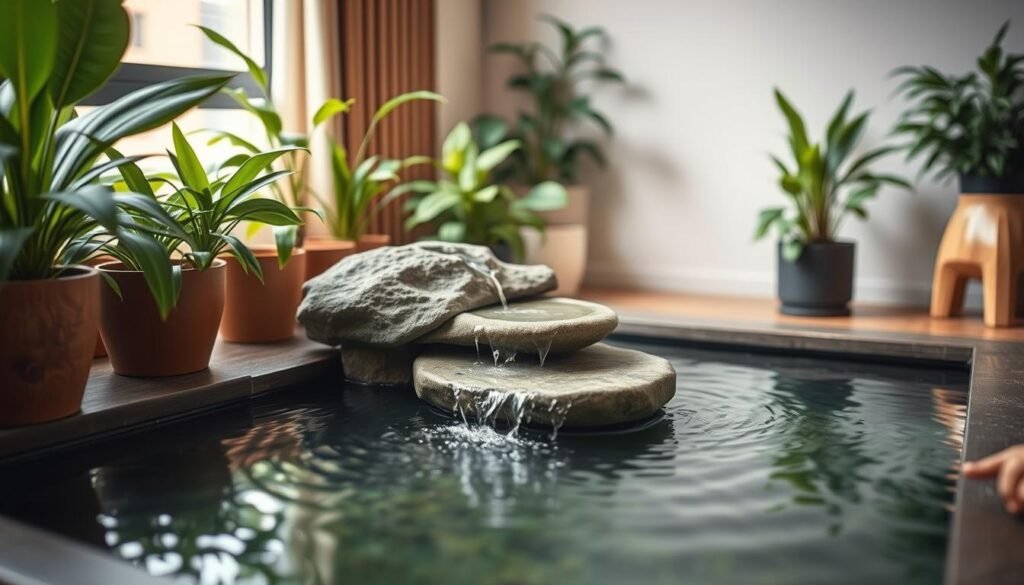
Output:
[0, 266, 100, 426]
[221, 247, 306, 343]
[357, 233, 391, 252]
[304, 238, 357, 280]
[99, 260, 225, 377]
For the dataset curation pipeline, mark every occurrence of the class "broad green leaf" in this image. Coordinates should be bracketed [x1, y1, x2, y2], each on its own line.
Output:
[171, 123, 210, 191]
[273, 225, 296, 268]
[218, 232, 264, 282]
[44, 185, 119, 231]
[442, 122, 472, 174]
[116, 229, 179, 319]
[437, 221, 466, 242]
[474, 114, 508, 149]
[520, 181, 568, 211]
[0, 227, 33, 281]
[412, 191, 460, 225]
[313, 97, 355, 127]
[49, 0, 129, 109]
[476, 140, 520, 173]
[195, 25, 268, 91]
[774, 88, 809, 159]
[754, 207, 785, 239]
[227, 198, 302, 226]
[203, 129, 261, 153]
[473, 185, 500, 203]
[781, 239, 804, 262]
[222, 147, 304, 198]
[225, 88, 281, 136]
[0, 0, 58, 111]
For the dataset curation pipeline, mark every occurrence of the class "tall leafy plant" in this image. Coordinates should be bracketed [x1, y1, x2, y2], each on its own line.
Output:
[893, 22, 1024, 181]
[391, 122, 567, 261]
[0, 0, 231, 283]
[475, 14, 624, 184]
[81, 125, 302, 317]
[755, 90, 909, 260]
[320, 91, 445, 240]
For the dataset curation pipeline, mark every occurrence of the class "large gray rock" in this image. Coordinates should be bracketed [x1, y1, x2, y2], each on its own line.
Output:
[299, 242, 557, 347]
[414, 343, 676, 429]
[341, 346, 420, 386]
[420, 297, 617, 356]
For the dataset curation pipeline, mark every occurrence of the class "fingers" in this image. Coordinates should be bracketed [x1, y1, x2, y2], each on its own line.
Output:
[963, 450, 1010, 478]
[998, 457, 1024, 513]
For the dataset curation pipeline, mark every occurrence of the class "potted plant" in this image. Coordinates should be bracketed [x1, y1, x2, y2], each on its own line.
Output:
[90, 124, 302, 375]
[754, 89, 908, 316]
[392, 122, 567, 261]
[306, 91, 445, 279]
[0, 0, 230, 424]
[893, 23, 1024, 325]
[476, 14, 622, 291]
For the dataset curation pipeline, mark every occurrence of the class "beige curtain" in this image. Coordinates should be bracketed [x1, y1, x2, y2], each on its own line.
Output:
[271, 0, 342, 238]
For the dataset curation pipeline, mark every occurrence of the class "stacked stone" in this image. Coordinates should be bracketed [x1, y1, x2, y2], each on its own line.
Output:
[298, 243, 676, 429]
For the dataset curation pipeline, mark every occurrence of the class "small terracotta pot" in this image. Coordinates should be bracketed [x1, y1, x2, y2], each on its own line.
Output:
[99, 260, 225, 377]
[304, 238, 357, 280]
[221, 247, 306, 343]
[357, 233, 392, 252]
[0, 266, 100, 426]
[85, 256, 115, 358]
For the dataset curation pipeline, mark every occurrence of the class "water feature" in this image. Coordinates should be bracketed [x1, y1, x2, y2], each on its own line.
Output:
[0, 340, 967, 585]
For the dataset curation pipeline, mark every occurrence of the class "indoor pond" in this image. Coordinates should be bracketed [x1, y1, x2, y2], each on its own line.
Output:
[0, 340, 969, 585]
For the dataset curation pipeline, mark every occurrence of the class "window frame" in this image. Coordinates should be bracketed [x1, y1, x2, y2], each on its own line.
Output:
[81, 0, 274, 109]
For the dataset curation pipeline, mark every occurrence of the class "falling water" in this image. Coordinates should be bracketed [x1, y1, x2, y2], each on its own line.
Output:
[447, 386, 571, 439]
[534, 338, 553, 367]
[473, 325, 484, 363]
[487, 270, 508, 310]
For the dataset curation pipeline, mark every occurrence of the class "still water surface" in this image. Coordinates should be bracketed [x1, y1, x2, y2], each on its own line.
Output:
[0, 341, 968, 585]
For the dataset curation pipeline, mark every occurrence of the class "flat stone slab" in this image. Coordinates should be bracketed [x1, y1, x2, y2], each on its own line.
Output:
[413, 343, 676, 429]
[298, 242, 556, 347]
[419, 297, 617, 355]
[341, 346, 419, 386]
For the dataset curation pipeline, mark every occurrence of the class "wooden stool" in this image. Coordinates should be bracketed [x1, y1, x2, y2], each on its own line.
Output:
[930, 194, 1024, 327]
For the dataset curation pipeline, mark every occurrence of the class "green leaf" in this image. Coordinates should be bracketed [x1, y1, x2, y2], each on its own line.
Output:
[225, 88, 281, 136]
[0, 0, 58, 109]
[226, 198, 302, 226]
[222, 147, 304, 199]
[782, 239, 804, 262]
[202, 129, 261, 153]
[49, 0, 129, 109]
[411, 191, 460, 225]
[774, 88, 809, 159]
[474, 185, 500, 202]
[171, 122, 210, 191]
[442, 122, 473, 175]
[755, 207, 785, 240]
[476, 139, 520, 173]
[116, 230, 179, 320]
[473, 114, 508, 149]
[195, 25, 268, 91]
[273, 225, 296, 268]
[0, 227, 33, 281]
[218, 232, 264, 283]
[520, 181, 568, 211]
[44, 185, 119, 231]
[372, 90, 445, 123]
[313, 97, 355, 127]
[437, 221, 466, 242]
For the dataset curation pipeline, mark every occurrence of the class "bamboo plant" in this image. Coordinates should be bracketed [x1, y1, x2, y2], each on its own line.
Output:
[754, 89, 909, 260]
[0, 0, 230, 287]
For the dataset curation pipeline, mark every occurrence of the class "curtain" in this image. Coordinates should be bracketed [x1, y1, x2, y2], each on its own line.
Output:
[273, 0, 438, 243]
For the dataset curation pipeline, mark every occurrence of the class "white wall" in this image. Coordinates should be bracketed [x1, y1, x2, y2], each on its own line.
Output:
[480, 0, 1024, 305]
[436, 0, 484, 139]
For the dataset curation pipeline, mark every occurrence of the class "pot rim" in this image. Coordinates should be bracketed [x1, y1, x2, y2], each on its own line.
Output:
[303, 238, 358, 251]
[2, 264, 99, 285]
[96, 258, 227, 273]
[776, 239, 855, 248]
[225, 245, 306, 259]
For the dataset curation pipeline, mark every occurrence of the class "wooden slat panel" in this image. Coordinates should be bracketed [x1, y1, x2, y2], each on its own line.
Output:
[338, 0, 437, 244]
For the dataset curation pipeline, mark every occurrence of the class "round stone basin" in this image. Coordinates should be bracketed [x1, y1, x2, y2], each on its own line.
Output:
[420, 297, 617, 355]
[413, 342, 677, 429]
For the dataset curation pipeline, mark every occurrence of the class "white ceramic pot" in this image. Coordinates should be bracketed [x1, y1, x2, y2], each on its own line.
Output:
[522, 224, 588, 297]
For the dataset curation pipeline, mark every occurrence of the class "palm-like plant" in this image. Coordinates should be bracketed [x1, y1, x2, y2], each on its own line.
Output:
[320, 91, 445, 240]
[0, 0, 231, 283]
[893, 22, 1024, 182]
[394, 122, 567, 261]
[78, 124, 302, 317]
[755, 89, 909, 260]
[475, 14, 625, 184]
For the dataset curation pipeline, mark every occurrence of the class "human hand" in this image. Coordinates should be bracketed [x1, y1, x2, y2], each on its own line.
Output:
[963, 446, 1024, 514]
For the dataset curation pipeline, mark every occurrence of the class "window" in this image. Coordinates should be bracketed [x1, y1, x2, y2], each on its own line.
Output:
[83, 0, 272, 109]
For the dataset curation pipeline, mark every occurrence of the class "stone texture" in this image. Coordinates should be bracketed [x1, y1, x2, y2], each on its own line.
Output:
[341, 346, 420, 386]
[414, 343, 676, 428]
[298, 242, 557, 347]
[420, 297, 617, 355]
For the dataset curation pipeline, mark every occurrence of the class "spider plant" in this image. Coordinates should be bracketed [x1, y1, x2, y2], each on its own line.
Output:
[892, 21, 1024, 183]
[319, 91, 445, 240]
[78, 124, 303, 317]
[0, 0, 231, 284]
[390, 122, 567, 261]
[475, 14, 625, 184]
[755, 89, 909, 260]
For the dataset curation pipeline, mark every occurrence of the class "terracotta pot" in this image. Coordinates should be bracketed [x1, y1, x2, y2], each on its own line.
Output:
[522, 225, 588, 296]
[0, 266, 100, 426]
[220, 247, 306, 343]
[84, 256, 115, 358]
[304, 238, 357, 280]
[357, 233, 391, 252]
[99, 260, 225, 377]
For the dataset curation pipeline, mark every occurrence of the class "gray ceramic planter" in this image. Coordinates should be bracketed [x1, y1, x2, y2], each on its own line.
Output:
[777, 241, 854, 317]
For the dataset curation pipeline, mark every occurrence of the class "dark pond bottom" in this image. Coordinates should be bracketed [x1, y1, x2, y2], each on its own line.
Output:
[0, 340, 968, 585]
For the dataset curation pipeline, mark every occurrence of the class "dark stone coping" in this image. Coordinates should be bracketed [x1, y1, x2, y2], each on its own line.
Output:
[0, 320, 1022, 584]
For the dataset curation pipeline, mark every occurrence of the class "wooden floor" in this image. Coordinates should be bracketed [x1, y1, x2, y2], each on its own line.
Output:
[579, 288, 1024, 343]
